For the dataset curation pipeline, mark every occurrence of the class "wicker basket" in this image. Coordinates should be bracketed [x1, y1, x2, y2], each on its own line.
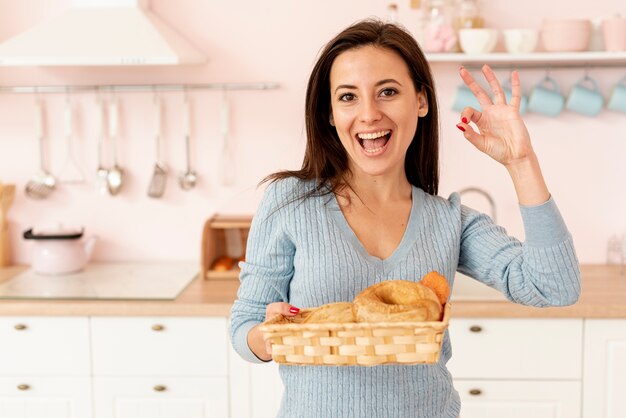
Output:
[258, 303, 451, 366]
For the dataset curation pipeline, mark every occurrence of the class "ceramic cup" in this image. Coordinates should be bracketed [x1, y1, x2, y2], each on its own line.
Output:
[566, 76, 604, 117]
[603, 16, 626, 52]
[452, 84, 482, 112]
[607, 77, 626, 113]
[503, 29, 539, 54]
[528, 77, 565, 117]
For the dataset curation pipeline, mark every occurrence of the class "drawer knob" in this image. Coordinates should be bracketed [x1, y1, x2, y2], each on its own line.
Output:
[153, 385, 167, 392]
[469, 325, 482, 333]
[17, 384, 30, 391]
[151, 324, 165, 331]
[469, 388, 482, 396]
[14, 324, 28, 331]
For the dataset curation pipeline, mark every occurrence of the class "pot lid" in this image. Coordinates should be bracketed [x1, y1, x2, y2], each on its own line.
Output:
[24, 225, 84, 240]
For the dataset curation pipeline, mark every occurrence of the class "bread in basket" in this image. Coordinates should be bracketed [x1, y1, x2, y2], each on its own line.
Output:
[259, 272, 451, 366]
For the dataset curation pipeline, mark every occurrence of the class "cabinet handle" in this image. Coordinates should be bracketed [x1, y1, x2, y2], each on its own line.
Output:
[14, 324, 28, 331]
[17, 384, 30, 391]
[151, 324, 165, 331]
[469, 388, 482, 396]
[153, 385, 167, 392]
[469, 325, 482, 333]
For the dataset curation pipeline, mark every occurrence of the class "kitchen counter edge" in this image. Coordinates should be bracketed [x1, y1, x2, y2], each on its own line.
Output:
[0, 264, 624, 318]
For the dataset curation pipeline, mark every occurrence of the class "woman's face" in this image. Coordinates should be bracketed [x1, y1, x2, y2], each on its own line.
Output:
[329, 45, 428, 180]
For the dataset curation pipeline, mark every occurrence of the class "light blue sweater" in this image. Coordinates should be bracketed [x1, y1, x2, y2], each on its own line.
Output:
[230, 177, 581, 418]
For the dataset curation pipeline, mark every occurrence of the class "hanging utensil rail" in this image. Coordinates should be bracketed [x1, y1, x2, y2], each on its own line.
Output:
[0, 82, 279, 94]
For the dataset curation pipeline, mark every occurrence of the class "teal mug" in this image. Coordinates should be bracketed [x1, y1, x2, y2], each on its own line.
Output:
[452, 84, 482, 112]
[566, 76, 604, 117]
[528, 77, 565, 117]
[608, 77, 626, 113]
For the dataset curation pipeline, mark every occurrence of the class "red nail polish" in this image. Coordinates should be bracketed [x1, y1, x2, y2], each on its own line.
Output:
[456, 124, 465, 132]
[462, 117, 468, 124]
[289, 307, 300, 314]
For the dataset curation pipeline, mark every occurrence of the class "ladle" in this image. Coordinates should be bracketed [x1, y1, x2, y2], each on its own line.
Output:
[106, 98, 124, 196]
[25, 98, 56, 199]
[148, 94, 167, 198]
[178, 94, 197, 190]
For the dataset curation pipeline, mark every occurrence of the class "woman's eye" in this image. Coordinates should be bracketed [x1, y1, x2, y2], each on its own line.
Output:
[380, 88, 397, 97]
[339, 93, 355, 102]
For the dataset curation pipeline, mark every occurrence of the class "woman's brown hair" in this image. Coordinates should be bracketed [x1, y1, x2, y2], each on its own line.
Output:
[264, 18, 439, 197]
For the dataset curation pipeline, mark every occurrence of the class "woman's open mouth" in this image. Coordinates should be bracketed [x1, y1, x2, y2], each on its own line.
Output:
[356, 130, 391, 154]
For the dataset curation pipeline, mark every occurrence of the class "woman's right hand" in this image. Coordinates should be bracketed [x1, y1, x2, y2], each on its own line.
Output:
[247, 302, 300, 361]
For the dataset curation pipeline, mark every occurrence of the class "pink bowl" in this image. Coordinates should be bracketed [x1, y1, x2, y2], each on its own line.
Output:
[541, 19, 592, 52]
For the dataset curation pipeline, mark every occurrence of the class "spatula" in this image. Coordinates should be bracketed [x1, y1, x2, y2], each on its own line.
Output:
[148, 95, 167, 198]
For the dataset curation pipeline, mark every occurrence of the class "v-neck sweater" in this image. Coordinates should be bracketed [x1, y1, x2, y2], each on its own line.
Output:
[230, 177, 581, 418]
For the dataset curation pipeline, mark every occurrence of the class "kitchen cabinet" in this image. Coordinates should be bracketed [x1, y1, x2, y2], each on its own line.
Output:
[229, 346, 283, 418]
[582, 319, 626, 418]
[0, 377, 92, 418]
[447, 318, 583, 417]
[90, 317, 229, 418]
[0, 317, 90, 376]
[0, 317, 92, 418]
[454, 380, 581, 418]
[93, 377, 227, 418]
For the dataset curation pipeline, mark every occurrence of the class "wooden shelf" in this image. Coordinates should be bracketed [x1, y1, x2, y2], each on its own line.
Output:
[426, 51, 626, 68]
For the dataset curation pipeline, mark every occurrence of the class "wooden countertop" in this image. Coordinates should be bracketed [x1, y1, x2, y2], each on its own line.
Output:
[1, 264, 625, 318]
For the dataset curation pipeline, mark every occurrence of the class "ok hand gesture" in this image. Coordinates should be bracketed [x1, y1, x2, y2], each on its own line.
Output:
[456, 64, 534, 168]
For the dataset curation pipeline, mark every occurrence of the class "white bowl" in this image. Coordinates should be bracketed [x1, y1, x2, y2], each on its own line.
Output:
[503, 29, 539, 54]
[459, 28, 499, 54]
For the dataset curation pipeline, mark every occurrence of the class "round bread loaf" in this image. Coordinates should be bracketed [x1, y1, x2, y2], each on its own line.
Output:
[353, 280, 442, 322]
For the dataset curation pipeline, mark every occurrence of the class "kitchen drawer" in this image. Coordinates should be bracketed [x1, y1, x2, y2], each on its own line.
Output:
[0, 317, 90, 376]
[454, 379, 581, 418]
[93, 376, 228, 418]
[447, 318, 583, 379]
[0, 376, 92, 418]
[91, 316, 227, 377]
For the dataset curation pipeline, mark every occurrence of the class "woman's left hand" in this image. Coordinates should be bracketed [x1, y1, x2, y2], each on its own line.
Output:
[456, 64, 534, 167]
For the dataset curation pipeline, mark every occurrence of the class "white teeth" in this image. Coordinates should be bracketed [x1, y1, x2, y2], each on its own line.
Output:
[357, 130, 390, 140]
[364, 146, 385, 153]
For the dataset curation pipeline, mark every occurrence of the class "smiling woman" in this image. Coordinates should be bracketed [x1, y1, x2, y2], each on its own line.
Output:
[330, 46, 428, 178]
[229, 18, 581, 418]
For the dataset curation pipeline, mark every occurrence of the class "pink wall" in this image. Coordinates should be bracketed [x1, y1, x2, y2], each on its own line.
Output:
[0, 0, 625, 265]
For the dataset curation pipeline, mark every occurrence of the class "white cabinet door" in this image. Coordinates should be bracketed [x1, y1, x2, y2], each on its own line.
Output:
[229, 345, 283, 418]
[583, 319, 626, 418]
[0, 377, 92, 418]
[448, 318, 583, 379]
[93, 377, 228, 418]
[455, 380, 581, 418]
[0, 317, 90, 376]
[91, 317, 227, 377]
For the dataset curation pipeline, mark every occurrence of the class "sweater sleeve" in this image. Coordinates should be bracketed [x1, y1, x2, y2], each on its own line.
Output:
[456, 194, 581, 307]
[229, 180, 296, 363]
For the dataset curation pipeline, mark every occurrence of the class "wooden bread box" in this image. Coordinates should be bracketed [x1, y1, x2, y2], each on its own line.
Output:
[201, 215, 252, 280]
[0, 183, 16, 267]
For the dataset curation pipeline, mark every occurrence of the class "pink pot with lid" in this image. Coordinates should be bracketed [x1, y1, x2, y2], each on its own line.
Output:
[23, 225, 97, 275]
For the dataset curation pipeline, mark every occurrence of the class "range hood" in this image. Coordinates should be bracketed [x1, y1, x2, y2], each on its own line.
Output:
[0, 0, 206, 66]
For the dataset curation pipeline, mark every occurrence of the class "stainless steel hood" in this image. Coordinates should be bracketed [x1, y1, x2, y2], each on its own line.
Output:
[0, 0, 206, 66]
